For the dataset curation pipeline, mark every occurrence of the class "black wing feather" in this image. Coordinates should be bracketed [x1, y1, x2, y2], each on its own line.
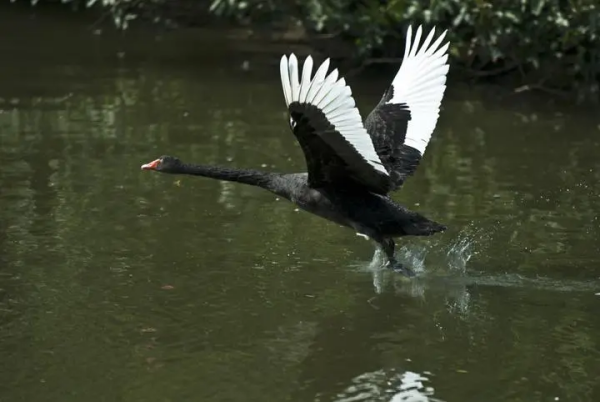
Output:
[289, 102, 390, 195]
[364, 86, 422, 191]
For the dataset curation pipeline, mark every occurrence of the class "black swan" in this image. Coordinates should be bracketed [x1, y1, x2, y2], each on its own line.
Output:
[142, 25, 449, 276]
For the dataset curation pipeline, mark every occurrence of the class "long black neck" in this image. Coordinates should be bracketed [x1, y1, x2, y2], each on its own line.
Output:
[175, 163, 278, 190]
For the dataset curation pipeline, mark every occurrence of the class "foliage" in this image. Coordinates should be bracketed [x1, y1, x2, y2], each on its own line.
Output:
[23, 0, 600, 101]
[211, 0, 600, 100]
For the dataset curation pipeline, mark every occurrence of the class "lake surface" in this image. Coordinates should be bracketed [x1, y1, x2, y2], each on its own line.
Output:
[1, 5, 599, 402]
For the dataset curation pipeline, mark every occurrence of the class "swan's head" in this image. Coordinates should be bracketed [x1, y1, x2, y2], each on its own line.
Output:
[141, 155, 182, 173]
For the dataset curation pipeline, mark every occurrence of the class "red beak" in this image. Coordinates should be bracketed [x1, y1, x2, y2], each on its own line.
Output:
[141, 159, 160, 170]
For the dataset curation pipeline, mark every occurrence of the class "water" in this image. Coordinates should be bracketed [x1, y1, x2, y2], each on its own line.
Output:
[1, 5, 600, 402]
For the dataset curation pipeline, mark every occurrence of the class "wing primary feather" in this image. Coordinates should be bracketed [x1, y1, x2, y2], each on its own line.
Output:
[420, 27, 436, 55]
[305, 58, 330, 104]
[322, 86, 355, 115]
[311, 68, 339, 107]
[288, 54, 300, 102]
[279, 55, 292, 106]
[317, 78, 347, 112]
[327, 107, 356, 122]
[426, 30, 447, 56]
[404, 26, 413, 59]
[298, 56, 314, 103]
[410, 26, 423, 58]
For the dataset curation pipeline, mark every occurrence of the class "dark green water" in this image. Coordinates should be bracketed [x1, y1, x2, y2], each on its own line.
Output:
[1, 5, 600, 402]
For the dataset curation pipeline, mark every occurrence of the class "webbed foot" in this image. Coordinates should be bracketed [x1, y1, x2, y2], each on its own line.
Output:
[388, 260, 416, 277]
[374, 236, 416, 277]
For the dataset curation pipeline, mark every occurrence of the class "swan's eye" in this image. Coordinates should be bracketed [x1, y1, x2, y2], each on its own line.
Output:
[289, 117, 297, 129]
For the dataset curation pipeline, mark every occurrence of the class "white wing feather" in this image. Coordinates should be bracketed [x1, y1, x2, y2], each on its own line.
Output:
[388, 25, 450, 155]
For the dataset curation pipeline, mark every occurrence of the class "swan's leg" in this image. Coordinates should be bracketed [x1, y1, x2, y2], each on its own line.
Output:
[377, 237, 415, 277]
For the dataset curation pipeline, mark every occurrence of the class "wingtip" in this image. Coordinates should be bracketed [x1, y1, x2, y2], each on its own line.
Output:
[280, 55, 292, 107]
[385, 24, 451, 155]
[439, 29, 449, 44]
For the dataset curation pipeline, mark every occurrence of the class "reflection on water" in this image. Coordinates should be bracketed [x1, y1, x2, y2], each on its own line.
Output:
[327, 368, 441, 402]
[1, 5, 600, 402]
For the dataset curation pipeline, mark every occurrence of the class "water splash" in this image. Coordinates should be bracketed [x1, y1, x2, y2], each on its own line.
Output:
[364, 225, 479, 276]
[444, 232, 474, 273]
[359, 223, 485, 297]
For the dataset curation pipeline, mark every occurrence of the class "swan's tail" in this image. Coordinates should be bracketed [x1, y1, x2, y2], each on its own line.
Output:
[403, 213, 447, 236]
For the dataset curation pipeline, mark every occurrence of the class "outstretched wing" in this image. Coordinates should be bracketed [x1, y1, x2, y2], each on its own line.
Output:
[280, 54, 390, 195]
[364, 25, 449, 191]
